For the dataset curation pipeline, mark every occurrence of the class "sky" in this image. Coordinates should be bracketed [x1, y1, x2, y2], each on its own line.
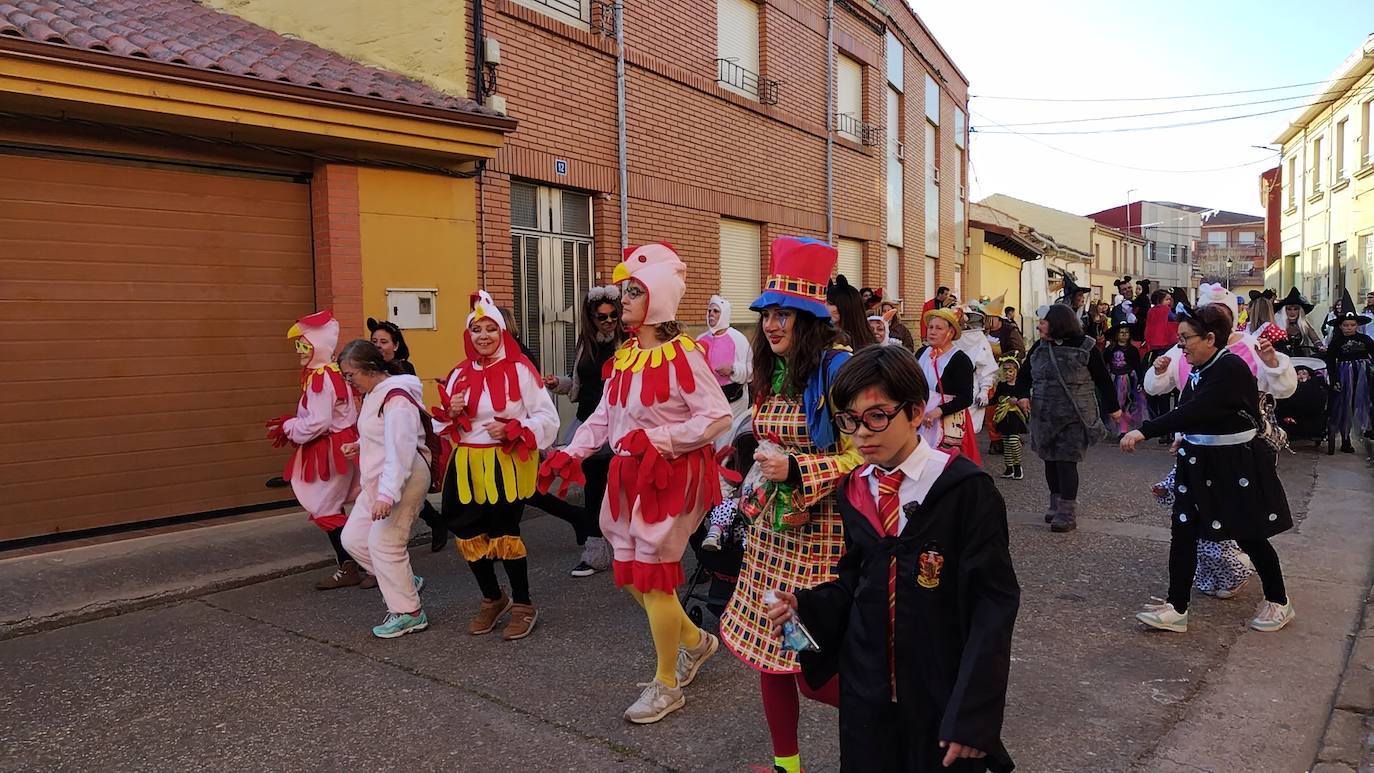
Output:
[910, 0, 1373, 218]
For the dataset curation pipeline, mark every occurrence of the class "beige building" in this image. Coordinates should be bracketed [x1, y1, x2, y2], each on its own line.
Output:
[977, 194, 1094, 306]
[1089, 223, 1146, 301]
[1273, 33, 1374, 320]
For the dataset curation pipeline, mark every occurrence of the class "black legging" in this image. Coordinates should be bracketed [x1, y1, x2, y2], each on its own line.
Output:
[1043, 460, 1080, 501]
[1168, 535, 1286, 613]
[325, 526, 350, 566]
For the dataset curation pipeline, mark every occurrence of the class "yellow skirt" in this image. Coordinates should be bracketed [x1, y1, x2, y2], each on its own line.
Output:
[450, 445, 539, 505]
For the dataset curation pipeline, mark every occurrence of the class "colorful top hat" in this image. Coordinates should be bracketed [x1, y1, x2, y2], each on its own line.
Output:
[752, 236, 837, 320]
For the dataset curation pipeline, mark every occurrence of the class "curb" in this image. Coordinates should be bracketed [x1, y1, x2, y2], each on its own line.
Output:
[0, 532, 433, 641]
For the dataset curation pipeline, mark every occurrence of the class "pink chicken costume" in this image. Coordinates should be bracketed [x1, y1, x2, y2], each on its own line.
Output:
[267, 310, 359, 532]
[542, 242, 732, 723]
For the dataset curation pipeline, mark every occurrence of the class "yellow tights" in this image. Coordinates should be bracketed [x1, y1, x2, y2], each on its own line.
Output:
[625, 587, 702, 687]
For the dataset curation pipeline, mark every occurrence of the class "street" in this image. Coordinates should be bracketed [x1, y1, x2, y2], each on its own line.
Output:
[2, 443, 1371, 773]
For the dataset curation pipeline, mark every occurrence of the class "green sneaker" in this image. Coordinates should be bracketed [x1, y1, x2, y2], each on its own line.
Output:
[372, 610, 429, 639]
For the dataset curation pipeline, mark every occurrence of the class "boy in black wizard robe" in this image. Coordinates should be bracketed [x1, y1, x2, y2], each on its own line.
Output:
[766, 345, 1019, 772]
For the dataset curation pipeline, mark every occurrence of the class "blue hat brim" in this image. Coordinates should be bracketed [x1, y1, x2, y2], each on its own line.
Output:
[750, 292, 831, 320]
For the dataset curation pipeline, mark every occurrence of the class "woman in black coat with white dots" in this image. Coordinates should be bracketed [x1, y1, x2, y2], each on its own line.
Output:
[1120, 304, 1294, 634]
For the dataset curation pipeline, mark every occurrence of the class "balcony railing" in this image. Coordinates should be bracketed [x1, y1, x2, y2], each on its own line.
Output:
[715, 58, 780, 104]
[835, 112, 882, 147]
[1194, 242, 1264, 261]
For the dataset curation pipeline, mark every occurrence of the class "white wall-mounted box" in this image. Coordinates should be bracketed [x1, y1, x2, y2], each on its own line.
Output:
[385, 288, 439, 330]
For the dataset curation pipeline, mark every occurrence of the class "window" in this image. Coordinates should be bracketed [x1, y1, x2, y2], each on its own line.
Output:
[886, 87, 903, 246]
[885, 30, 903, 90]
[1111, 241, 1118, 270]
[836, 53, 864, 141]
[512, 0, 589, 27]
[924, 73, 939, 125]
[1207, 231, 1228, 244]
[1336, 119, 1348, 181]
[1308, 246, 1326, 304]
[1361, 234, 1374, 296]
[1168, 244, 1178, 263]
[1287, 155, 1297, 208]
[925, 121, 939, 257]
[953, 148, 964, 254]
[837, 238, 864, 281]
[1363, 100, 1372, 168]
[1181, 245, 1188, 264]
[924, 257, 936, 302]
[1312, 136, 1323, 193]
[1094, 243, 1101, 261]
[1238, 231, 1257, 244]
[718, 218, 762, 315]
[716, 0, 761, 100]
[886, 246, 901, 296]
[954, 107, 966, 149]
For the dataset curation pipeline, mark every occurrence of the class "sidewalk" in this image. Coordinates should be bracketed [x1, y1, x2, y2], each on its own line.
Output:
[0, 502, 433, 639]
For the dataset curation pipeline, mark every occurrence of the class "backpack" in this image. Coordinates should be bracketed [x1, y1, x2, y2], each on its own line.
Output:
[381, 388, 444, 493]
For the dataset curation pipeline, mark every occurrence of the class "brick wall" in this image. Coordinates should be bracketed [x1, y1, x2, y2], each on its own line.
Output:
[310, 162, 363, 333]
[477, 0, 968, 327]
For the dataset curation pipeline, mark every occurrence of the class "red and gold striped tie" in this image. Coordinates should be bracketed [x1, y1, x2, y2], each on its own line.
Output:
[875, 468, 904, 700]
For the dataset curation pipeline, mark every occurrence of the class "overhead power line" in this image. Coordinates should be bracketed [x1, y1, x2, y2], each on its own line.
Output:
[969, 110, 1277, 174]
[971, 73, 1364, 103]
[986, 88, 1352, 128]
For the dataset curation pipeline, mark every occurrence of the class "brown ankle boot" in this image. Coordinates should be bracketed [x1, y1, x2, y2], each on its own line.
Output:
[501, 603, 538, 641]
[469, 594, 511, 635]
[1050, 499, 1078, 533]
[316, 560, 362, 590]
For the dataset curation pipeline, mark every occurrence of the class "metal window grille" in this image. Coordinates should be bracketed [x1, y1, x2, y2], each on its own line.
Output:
[716, 58, 780, 105]
[836, 112, 882, 146]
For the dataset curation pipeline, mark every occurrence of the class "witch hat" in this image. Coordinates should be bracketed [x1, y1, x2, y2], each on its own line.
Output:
[1334, 287, 1372, 326]
[1058, 274, 1089, 304]
[1277, 286, 1314, 314]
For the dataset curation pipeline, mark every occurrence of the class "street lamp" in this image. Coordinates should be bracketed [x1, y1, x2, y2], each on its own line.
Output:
[1226, 257, 1234, 290]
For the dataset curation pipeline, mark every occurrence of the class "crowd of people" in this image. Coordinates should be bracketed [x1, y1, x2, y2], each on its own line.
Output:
[264, 236, 1370, 771]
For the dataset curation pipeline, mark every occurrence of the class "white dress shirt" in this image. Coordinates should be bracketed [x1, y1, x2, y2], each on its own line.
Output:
[859, 438, 953, 533]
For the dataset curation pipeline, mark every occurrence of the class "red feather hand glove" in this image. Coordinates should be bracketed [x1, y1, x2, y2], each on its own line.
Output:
[265, 415, 292, 448]
[618, 429, 674, 522]
[715, 445, 743, 486]
[502, 420, 538, 461]
[538, 451, 585, 497]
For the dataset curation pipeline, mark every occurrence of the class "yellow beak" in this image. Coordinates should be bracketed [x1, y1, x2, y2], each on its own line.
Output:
[287, 322, 303, 340]
[611, 262, 631, 285]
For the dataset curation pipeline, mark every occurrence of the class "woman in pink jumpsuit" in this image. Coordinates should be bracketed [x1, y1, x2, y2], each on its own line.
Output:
[542, 242, 732, 725]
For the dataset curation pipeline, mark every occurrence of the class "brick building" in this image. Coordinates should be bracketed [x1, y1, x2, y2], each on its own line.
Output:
[472, 0, 970, 374]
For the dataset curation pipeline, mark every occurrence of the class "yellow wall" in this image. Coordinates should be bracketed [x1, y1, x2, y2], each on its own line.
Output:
[203, 0, 468, 97]
[357, 167, 478, 403]
[969, 233, 1022, 316]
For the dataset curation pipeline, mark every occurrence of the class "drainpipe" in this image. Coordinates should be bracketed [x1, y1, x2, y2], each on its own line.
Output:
[474, 0, 487, 283]
[825, 0, 834, 243]
[615, 1, 629, 250]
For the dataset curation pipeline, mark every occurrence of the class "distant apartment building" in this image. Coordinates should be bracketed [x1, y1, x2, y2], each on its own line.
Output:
[1272, 33, 1374, 319]
[1087, 201, 1197, 293]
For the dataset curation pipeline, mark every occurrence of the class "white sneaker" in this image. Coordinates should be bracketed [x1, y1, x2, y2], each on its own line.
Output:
[701, 528, 723, 552]
[1249, 600, 1295, 632]
[675, 630, 719, 688]
[1136, 601, 1188, 632]
[623, 679, 684, 724]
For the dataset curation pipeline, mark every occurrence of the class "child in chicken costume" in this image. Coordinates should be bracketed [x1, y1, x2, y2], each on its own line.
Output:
[435, 292, 560, 641]
[265, 310, 361, 590]
[541, 243, 732, 724]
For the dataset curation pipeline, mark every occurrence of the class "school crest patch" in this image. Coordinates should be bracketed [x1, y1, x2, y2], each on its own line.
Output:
[917, 544, 944, 589]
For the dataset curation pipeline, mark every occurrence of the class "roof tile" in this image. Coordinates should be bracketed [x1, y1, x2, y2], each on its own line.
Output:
[0, 0, 497, 118]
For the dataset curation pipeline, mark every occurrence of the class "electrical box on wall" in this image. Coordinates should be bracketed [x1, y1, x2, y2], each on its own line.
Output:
[385, 288, 438, 330]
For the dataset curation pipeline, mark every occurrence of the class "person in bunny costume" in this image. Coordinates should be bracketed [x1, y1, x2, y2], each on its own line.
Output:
[541, 242, 732, 725]
[266, 310, 361, 590]
[1143, 281, 1296, 598]
[435, 291, 561, 642]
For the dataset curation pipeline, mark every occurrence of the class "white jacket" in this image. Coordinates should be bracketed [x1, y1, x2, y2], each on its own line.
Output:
[1144, 334, 1297, 399]
[357, 374, 427, 506]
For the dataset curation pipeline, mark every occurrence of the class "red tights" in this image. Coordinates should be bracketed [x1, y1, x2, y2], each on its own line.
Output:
[759, 671, 840, 757]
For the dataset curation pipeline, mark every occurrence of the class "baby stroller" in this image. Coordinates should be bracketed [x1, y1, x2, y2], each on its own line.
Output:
[681, 410, 755, 630]
[1276, 356, 1330, 452]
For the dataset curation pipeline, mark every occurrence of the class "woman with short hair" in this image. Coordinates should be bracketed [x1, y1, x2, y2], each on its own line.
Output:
[1122, 304, 1295, 633]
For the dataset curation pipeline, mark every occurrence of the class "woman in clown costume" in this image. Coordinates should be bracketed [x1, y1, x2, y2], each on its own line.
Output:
[720, 237, 863, 773]
[436, 292, 560, 642]
[266, 310, 361, 590]
[542, 243, 733, 725]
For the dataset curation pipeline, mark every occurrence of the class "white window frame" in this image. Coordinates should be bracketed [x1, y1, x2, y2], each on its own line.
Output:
[1286, 155, 1297, 208]
[886, 86, 903, 247]
[1336, 118, 1348, 181]
[837, 238, 864, 282]
[1312, 136, 1324, 193]
[885, 30, 903, 91]
[511, 0, 590, 28]
[718, 218, 762, 316]
[716, 0, 761, 100]
[1362, 99, 1373, 169]
[836, 52, 864, 142]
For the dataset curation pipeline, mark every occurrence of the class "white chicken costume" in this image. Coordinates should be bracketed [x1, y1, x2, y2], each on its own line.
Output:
[266, 309, 358, 532]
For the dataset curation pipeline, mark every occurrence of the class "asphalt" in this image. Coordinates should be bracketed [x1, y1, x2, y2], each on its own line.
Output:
[1, 442, 1370, 772]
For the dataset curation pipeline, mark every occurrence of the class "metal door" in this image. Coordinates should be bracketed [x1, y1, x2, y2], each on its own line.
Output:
[510, 183, 594, 390]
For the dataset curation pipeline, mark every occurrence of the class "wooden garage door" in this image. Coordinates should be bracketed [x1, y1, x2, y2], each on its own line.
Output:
[0, 152, 315, 541]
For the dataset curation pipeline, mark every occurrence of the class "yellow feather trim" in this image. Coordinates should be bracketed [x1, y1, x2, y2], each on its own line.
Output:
[453, 446, 472, 503]
[497, 450, 517, 502]
[451, 446, 534, 505]
[490, 535, 528, 560]
[456, 534, 490, 562]
[614, 335, 698, 375]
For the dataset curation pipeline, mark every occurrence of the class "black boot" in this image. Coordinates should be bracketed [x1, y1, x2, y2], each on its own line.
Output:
[1012, 465, 1024, 480]
[1050, 499, 1078, 533]
[1001, 466, 1015, 478]
[419, 501, 448, 552]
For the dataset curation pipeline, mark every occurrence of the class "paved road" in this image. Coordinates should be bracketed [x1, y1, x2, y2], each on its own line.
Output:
[2, 442, 1368, 772]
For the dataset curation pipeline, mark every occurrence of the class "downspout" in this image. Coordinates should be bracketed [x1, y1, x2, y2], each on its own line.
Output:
[825, 0, 835, 243]
[615, 1, 629, 250]
[474, 0, 488, 283]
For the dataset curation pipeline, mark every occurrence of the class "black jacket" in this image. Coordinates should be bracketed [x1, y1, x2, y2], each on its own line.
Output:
[796, 457, 1019, 772]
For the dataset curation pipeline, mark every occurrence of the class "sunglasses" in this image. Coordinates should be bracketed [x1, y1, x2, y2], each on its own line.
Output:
[835, 402, 910, 434]
[596, 312, 620, 322]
